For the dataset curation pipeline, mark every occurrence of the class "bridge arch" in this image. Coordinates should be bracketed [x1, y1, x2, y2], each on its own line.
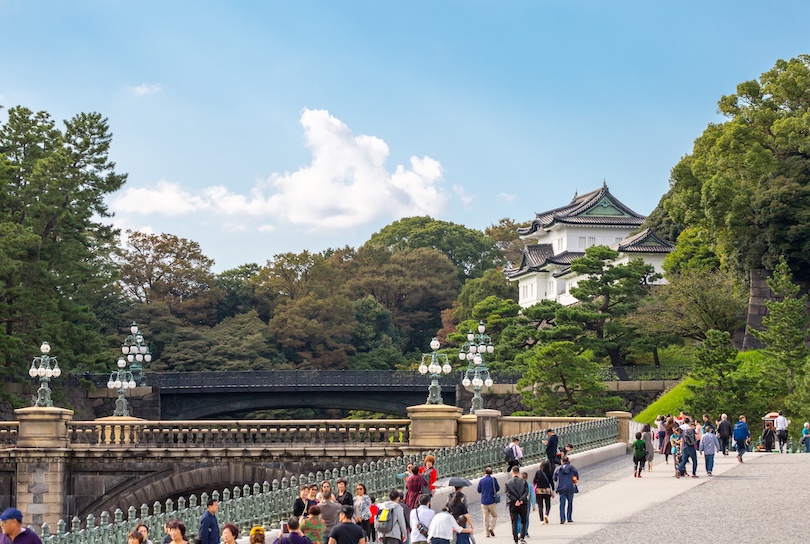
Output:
[78, 462, 295, 519]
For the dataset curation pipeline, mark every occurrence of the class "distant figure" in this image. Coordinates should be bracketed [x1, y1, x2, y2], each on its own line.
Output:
[543, 430, 559, 467]
[761, 421, 776, 452]
[632, 432, 646, 478]
[734, 415, 751, 463]
[802, 422, 810, 453]
[532, 460, 554, 525]
[0, 508, 43, 544]
[775, 411, 789, 453]
[418, 456, 438, 495]
[676, 421, 699, 478]
[505, 466, 529, 544]
[699, 427, 720, 476]
[426, 506, 472, 544]
[717, 414, 733, 456]
[641, 423, 655, 472]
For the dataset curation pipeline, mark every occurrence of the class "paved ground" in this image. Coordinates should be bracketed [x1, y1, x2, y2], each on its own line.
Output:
[463, 451, 808, 544]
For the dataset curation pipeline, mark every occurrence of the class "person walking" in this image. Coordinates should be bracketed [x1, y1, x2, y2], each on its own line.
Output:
[199, 499, 220, 544]
[515, 472, 535, 538]
[717, 414, 732, 456]
[775, 411, 789, 453]
[543, 429, 559, 467]
[328, 506, 367, 544]
[426, 507, 472, 544]
[553, 456, 578, 524]
[632, 432, 647, 478]
[699, 427, 720, 476]
[477, 467, 499, 537]
[532, 460, 554, 525]
[376, 490, 407, 544]
[734, 415, 751, 463]
[663, 416, 676, 464]
[319, 490, 342, 544]
[676, 421, 699, 478]
[642, 423, 655, 472]
[802, 422, 810, 453]
[0, 508, 42, 544]
[655, 415, 667, 454]
[505, 438, 523, 473]
[409, 495, 434, 544]
[761, 421, 776, 452]
[505, 466, 529, 544]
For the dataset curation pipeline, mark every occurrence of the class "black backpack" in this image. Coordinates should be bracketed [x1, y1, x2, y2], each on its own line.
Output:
[504, 444, 516, 462]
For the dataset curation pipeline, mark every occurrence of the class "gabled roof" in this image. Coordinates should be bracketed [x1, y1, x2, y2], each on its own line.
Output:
[517, 184, 646, 236]
[610, 228, 674, 254]
[503, 246, 584, 279]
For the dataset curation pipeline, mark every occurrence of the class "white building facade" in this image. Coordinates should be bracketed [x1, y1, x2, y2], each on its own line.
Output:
[505, 184, 674, 308]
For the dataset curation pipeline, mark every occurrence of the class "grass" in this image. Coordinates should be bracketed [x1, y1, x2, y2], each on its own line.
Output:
[633, 377, 696, 424]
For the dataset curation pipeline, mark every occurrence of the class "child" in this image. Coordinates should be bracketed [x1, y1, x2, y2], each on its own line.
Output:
[632, 432, 646, 478]
[455, 516, 472, 544]
[368, 495, 378, 542]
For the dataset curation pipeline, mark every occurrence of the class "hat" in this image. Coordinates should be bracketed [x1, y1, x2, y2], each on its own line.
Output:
[0, 508, 22, 522]
[545, 429, 554, 433]
[250, 526, 265, 537]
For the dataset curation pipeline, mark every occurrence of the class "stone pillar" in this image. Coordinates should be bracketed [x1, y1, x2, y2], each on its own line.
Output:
[457, 414, 478, 444]
[406, 404, 463, 452]
[14, 406, 74, 533]
[606, 410, 632, 446]
[474, 409, 502, 442]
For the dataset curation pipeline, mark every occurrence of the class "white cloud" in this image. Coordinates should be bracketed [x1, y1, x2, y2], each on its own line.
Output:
[498, 192, 516, 203]
[110, 109, 452, 231]
[453, 184, 474, 207]
[130, 83, 162, 96]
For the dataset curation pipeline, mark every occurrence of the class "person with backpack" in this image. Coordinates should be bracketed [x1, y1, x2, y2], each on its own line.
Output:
[417, 456, 437, 495]
[504, 437, 523, 472]
[676, 421, 699, 478]
[375, 490, 407, 544]
[699, 427, 720, 476]
[733, 415, 751, 463]
[632, 432, 646, 478]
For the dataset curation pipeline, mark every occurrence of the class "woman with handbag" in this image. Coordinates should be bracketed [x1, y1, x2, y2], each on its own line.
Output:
[532, 460, 554, 524]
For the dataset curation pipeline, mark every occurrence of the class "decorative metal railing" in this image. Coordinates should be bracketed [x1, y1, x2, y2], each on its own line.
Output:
[0, 422, 18, 448]
[67, 419, 411, 447]
[597, 366, 691, 381]
[41, 417, 618, 544]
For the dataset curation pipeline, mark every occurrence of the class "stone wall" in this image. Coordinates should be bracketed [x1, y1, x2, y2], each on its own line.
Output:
[87, 387, 162, 420]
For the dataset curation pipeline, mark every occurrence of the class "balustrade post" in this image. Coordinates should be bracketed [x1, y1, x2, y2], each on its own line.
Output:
[13, 406, 74, 534]
[405, 404, 463, 452]
[605, 411, 631, 449]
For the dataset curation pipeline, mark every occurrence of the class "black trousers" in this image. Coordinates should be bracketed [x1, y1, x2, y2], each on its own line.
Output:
[509, 501, 528, 542]
[719, 435, 730, 454]
[537, 494, 551, 516]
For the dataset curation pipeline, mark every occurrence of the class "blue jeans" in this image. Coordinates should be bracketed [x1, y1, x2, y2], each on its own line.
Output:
[805, 436, 810, 453]
[704, 453, 714, 473]
[677, 446, 697, 475]
[735, 439, 748, 459]
[558, 491, 574, 522]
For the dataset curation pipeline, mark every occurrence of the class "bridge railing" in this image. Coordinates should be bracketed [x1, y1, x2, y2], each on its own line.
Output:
[67, 419, 411, 447]
[41, 417, 618, 544]
[597, 366, 691, 381]
[0, 421, 18, 448]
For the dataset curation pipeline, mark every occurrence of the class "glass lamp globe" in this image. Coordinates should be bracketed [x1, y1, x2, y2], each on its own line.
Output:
[140, 346, 147, 354]
[473, 377, 483, 387]
[442, 363, 452, 374]
[478, 322, 485, 334]
[135, 354, 143, 362]
[473, 354, 482, 365]
[29, 366, 37, 378]
[430, 338, 440, 350]
[107, 380, 115, 389]
[114, 380, 122, 389]
[469, 345, 477, 354]
[128, 380, 136, 389]
[136, 334, 144, 344]
[117, 358, 126, 368]
[53, 366, 61, 378]
[462, 377, 471, 387]
[45, 368, 53, 378]
[40, 342, 51, 354]
[430, 364, 440, 374]
[419, 364, 428, 374]
[121, 380, 129, 389]
[130, 324, 139, 335]
[466, 331, 474, 342]
[121, 346, 128, 355]
[484, 378, 493, 387]
[487, 344, 495, 354]
[459, 352, 466, 361]
[37, 366, 46, 378]
[130, 346, 138, 354]
[145, 353, 152, 362]
[127, 354, 134, 363]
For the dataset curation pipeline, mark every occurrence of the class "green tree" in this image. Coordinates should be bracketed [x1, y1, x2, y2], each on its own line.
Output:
[516, 341, 622, 416]
[204, 310, 286, 370]
[0, 106, 126, 376]
[216, 263, 260, 321]
[484, 218, 530, 269]
[749, 258, 810, 395]
[556, 246, 659, 365]
[366, 216, 502, 285]
[625, 268, 747, 342]
[662, 227, 721, 276]
[662, 55, 810, 282]
[456, 268, 518, 321]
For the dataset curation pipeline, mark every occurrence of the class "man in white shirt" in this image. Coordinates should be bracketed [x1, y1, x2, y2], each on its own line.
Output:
[775, 411, 789, 453]
[426, 507, 472, 544]
[410, 495, 434, 544]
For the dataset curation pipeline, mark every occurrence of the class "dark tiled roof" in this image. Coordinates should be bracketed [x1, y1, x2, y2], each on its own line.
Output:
[611, 228, 674, 253]
[547, 251, 585, 265]
[517, 185, 646, 236]
[502, 246, 583, 279]
[552, 266, 572, 278]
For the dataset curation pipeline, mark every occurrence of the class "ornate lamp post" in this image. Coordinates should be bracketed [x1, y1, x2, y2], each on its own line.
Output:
[28, 341, 62, 407]
[418, 337, 453, 404]
[107, 354, 137, 417]
[121, 322, 152, 387]
[458, 321, 494, 414]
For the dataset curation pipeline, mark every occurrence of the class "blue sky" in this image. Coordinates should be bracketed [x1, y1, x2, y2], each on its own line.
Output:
[2, 1, 810, 271]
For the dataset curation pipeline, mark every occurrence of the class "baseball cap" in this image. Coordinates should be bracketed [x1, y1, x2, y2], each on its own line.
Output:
[0, 508, 22, 522]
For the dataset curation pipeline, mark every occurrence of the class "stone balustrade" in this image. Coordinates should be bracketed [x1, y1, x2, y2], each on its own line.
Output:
[66, 418, 411, 447]
[0, 421, 18, 447]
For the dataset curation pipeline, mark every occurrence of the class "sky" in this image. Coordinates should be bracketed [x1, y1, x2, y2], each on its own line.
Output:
[2, 1, 810, 271]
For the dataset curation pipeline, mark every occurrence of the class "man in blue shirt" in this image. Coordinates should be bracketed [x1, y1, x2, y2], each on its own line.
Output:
[733, 415, 751, 463]
[199, 499, 220, 544]
[0, 508, 42, 544]
[477, 467, 500, 537]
